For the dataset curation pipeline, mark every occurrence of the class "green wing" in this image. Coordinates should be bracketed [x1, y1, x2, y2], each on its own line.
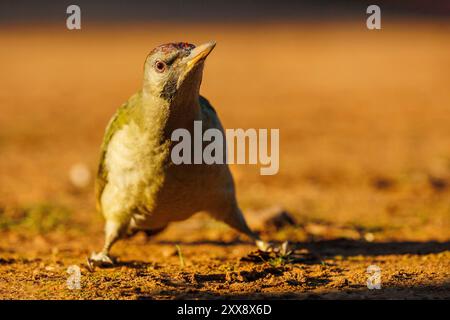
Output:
[95, 91, 142, 211]
[199, 95, 216, 115]
[199, 95, 222, 131]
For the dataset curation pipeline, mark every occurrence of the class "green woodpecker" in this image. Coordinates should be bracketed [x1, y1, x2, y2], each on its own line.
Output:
[88, 41, 268, 267]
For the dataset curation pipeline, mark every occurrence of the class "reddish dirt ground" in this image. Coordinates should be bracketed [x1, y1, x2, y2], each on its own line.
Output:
[0, 22, 449, 299]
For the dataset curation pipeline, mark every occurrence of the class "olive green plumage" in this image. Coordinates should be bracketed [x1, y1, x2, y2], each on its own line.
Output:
[88, 42, 265, 268]
[95, 91, 141, 211]
[95, 92, 216, 212]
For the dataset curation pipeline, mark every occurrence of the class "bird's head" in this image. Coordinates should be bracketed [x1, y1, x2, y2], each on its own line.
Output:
[143, 41, 216, 104]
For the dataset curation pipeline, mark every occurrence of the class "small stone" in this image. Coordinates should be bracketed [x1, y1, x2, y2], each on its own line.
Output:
[364, 233, 375, 242]
[45, 265, 55, 271]
[162, 247, 178, 258]
[69, 163, 91, 189]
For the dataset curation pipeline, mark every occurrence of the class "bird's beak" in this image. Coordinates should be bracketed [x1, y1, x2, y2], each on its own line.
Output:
[183, 41, 216, 72]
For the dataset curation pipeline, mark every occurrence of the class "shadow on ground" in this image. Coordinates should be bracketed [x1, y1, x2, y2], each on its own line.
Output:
[137, 282, 450, 300]
[155, 239, 450, 258]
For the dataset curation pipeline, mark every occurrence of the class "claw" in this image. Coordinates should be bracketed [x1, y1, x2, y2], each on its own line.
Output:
[87, 252, 114, 271]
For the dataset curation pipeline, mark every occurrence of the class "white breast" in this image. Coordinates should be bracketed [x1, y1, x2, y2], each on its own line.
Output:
[106, 123, 150, 187]
[101, 122, 152, 220]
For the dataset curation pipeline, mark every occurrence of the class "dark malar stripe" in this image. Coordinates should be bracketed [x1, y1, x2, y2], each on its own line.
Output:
[160, 75, 178, 101]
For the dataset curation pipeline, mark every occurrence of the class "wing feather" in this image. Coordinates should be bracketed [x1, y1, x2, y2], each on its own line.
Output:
[95, 92, 141, 211]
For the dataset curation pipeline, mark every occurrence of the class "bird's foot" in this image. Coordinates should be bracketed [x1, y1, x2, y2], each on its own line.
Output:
[87, 252, 114, 271]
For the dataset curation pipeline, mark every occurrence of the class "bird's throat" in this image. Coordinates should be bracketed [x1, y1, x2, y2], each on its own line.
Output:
[140, 90, 201, 142]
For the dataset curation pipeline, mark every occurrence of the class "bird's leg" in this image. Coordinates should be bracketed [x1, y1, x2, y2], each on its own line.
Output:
[88, 220, 125, 269]
[211, 205, 272, 252]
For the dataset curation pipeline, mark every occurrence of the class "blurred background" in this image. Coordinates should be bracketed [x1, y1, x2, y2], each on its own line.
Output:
[0, 0, 449, 249]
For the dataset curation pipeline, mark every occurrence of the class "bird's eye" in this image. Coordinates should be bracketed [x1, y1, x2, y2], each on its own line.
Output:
[155, 60, 166, 72]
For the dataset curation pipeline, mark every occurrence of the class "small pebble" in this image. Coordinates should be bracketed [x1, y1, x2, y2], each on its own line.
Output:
[69, 163, 91, 188]
[364, 233, 375, 242]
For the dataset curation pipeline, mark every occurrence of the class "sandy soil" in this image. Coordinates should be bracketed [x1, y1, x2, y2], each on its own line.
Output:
[0, 22, 449, 299]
